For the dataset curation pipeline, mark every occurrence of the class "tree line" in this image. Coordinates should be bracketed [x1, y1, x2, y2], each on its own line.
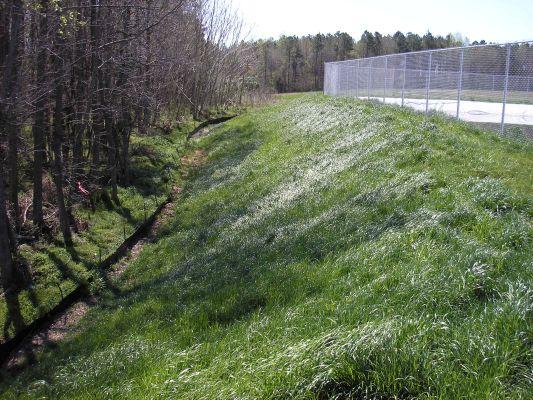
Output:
[0, 0, 250, 297]
[249, 31, 472, 93]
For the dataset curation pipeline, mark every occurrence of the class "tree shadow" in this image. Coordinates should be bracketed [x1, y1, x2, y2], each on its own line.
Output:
[102, 161, 413, 321]
[2, 290, 25, 342]
[1, 288, 38, 372]
[127, 151, 168, 198]
[115, 205, 136, 226]
[66, 243, 80, 264]
[42, 250, 87, 287]
[14, 256, 39, 310]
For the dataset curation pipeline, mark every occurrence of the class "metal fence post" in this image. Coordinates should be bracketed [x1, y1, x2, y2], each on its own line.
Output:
[383, 56, 388, 103]
[402, 54, 406, 107]
[368, 62, 372, 100]
[324, 63, 328, 94]
[391, 67, 395, 98]
[355, 61, 359, 98]
[500, 44, 511, 135]
[425, 52, 432, 115]
[456, 49, 464, 119]
[335, 64, 339, 96]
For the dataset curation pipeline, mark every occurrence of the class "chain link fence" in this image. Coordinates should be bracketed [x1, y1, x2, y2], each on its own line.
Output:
[324, 41, 533, 138]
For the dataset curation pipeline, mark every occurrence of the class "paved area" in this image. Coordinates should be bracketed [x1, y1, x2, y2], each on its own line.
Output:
[367, 97, 533, 126]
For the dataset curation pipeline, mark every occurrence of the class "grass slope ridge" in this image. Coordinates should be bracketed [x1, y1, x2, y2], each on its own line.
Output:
[2, 94, 532, 399]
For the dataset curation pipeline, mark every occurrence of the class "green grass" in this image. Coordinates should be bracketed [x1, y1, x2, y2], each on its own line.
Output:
[1, 94, 532, 399]
[0, 123, 196, 342]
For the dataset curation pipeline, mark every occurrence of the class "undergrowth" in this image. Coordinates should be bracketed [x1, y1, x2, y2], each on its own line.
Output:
[0, 121, 197, 342]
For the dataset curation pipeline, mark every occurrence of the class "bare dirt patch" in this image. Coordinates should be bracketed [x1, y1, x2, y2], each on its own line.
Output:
[181, 149, 207, 167]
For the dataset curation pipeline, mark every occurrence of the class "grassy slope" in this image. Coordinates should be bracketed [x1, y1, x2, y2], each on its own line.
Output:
[2, 94, 532, 399]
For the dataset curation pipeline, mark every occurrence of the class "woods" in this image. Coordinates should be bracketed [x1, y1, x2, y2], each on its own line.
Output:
[0, 0, 250, 303]
[250, 31, 467, 93]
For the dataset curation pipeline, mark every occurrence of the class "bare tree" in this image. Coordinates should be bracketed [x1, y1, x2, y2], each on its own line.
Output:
[2, 0, 25, 232]
[32, 0, 49, 230]
[50, 21, 72, 246]
[0, 0, 251, 305]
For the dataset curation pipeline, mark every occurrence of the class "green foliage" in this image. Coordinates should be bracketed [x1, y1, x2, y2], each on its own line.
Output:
[2, 94, 531, 399]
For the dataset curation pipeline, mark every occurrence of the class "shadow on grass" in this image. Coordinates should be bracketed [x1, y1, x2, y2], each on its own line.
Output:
[42, 250, 87, 287]
[128, 154, 170, 199]
[115, 205, 136, 226]
[0, 120, 409, 389]
[2, 291, 25, 342]
[42, 248, 121, 297]
[1, 256, 40, 342]
[1, 289, 39, 368]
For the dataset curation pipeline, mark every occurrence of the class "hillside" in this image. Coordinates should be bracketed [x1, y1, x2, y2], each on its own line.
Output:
[2, 94, 532, 399]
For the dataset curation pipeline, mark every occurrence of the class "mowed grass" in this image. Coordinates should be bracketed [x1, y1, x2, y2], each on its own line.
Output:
[2, 94, 532, 399]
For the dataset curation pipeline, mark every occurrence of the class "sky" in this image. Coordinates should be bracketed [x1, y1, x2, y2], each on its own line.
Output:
[232, 0, 532, 44]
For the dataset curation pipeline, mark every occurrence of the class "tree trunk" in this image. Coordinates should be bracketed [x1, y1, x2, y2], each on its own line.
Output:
[72, 115, 84, 184]
[7, 121, 19, 231]
[51, 34, 72, 247]
[0, 159, 24, 336]
[104, 112, 119, 202]
[32, 0, 49, 230]
[0, 1, 9, 67]
[99, 68, 119, 202]
[88, 0, 101, 178]
[71, 0, 86, 188]
[52, 109, 73, 246]
[0, 158, 16, 291]
[2, 0, 25, 232]
[118, 5, 131, 186]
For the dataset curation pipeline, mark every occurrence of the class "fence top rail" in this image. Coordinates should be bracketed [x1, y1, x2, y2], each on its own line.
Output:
[324, 40, 533, 66]
[328, 64, 533, 79]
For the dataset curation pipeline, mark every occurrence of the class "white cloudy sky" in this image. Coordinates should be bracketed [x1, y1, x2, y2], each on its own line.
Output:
[231, 0, 532, 43]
